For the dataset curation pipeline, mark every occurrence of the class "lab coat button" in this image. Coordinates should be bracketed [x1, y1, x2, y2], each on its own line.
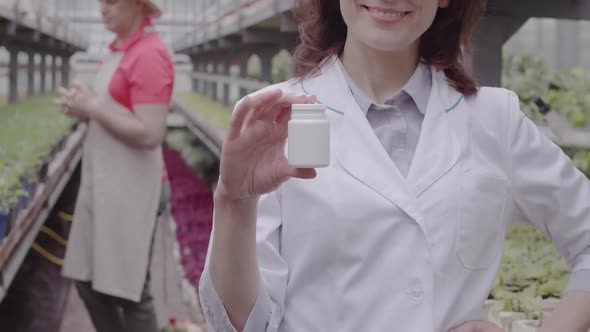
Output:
[411, 288, 423, 300]
[406, 281, 424, 300]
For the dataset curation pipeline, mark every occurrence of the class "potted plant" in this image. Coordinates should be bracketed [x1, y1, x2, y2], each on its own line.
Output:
[37, 157, 49, 184]
[512, 319, 542, 332]
[486, 223, 570, 330]
[0, 203, 12, 240]
[488, 290, 541, 329]
[0, 184, 19, 239]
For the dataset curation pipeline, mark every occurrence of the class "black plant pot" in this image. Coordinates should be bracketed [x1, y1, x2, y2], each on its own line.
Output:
[0, 209, 9, 239]
[70, 121, 79, 133]
[57, 135, 66, 152]
[38, 159, 49, 184]
[50, 135, 67, 159]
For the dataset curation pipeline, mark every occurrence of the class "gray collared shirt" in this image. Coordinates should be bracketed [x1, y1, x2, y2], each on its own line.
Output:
[337, 58, 432, 178]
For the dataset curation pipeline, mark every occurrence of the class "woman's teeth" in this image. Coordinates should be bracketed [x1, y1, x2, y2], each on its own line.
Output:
[368, 8, 407, 18]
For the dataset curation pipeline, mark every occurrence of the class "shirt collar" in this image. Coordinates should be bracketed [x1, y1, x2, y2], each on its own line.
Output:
[337, 57, 432, 116]
[109, 18, 154, 52]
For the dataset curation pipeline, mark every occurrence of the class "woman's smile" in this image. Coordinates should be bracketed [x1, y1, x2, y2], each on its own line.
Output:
[361, 4, 411, 24]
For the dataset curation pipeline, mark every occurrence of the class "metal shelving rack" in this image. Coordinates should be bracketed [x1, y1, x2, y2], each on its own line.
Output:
[0, 125, 86, 302]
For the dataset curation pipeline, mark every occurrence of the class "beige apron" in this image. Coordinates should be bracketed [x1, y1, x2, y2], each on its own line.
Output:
[63, 51, 162, 302]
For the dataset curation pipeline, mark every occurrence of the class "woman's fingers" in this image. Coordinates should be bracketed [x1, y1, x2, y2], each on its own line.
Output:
[53, 97, 66, 106]
[256, 94, 308, 122]
[228, 90, 317, 141]
[57, 87, 71, 98]
[258, 93, 318, 123]
[243, 89, 284, 128]
[227, 96, 252, 141]
[53, 97, 72, 114]
[227, 90, 285, 142]
[268, 95, 319, 139]
[57, 86, 80, 108]
[275, 106, 292, 127]
[250, 89, 284, 110]
[71, 80, 86, 92]
[286, 166, 317, 180]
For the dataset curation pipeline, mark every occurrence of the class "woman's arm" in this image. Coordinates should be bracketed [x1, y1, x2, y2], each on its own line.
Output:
[63, 80, 168, 150]
[200, 90, 316, 331]
[540, 292, 590, 332]
[61, 46, 174, 149]
[506, 90, 590, 331]
[90, 101, 168, 149]
[207, 195, 261, 330]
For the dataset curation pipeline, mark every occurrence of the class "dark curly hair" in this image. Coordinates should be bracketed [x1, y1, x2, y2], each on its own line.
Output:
[292, 0, 486, 95]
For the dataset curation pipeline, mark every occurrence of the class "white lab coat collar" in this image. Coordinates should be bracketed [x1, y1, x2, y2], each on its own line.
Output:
[336, 57, 432, 116]
[299, 56, 464, 219]
[299, 56, 463, 118]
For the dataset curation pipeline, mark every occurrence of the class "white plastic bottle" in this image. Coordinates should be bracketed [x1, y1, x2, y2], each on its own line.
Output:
[288, 104, 330, 168]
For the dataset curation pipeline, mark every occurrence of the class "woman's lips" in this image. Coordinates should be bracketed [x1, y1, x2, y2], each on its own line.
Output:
[362, 5, 410, 24]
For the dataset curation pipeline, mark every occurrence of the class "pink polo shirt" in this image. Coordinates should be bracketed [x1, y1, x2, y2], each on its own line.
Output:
[108, 18, 174, 111]
[107, 18, 174, 182]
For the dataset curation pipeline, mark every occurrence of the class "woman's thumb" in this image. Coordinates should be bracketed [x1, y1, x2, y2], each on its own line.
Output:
[287, 167, 317, 180]
[72, 80, 86, 92]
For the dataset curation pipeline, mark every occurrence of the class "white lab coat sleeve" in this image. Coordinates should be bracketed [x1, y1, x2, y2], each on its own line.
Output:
[199, 191, 288, 331]
[506, 90, 590, 293]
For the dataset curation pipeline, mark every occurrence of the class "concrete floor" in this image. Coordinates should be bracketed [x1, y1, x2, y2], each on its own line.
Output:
[58, 211, 204, 332]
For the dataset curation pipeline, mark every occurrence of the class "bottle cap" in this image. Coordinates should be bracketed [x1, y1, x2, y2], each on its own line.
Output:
[291, 104, 326, 119]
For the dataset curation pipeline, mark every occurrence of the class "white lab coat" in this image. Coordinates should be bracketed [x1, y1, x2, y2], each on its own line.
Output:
[200, 56, 590, 332]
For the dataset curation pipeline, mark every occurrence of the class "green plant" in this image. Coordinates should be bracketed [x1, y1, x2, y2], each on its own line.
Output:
[571, 150, 590, 178]
[0, 94, 73, 212]
[491, 223, 570, 320]
[490, 291, 543, 320]
[502, 53, 590, 177]
[175, 92, 233, 131]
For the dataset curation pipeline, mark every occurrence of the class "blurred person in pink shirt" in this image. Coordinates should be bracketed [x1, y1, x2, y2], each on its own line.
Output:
[55, 1, 174, 331]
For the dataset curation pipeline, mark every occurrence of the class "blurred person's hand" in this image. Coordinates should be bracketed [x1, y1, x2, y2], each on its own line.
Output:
[448, 321, 505, 332]
[55, 87, 79, 118]
[215, 89, 317, 203]
[55, 80, 98, 120]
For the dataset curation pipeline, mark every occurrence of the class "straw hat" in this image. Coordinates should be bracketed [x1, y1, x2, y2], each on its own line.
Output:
[141, 0, 162, 18]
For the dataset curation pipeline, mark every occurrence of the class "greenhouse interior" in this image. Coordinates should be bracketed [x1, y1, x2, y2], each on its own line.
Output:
[0, 0, 589, 331]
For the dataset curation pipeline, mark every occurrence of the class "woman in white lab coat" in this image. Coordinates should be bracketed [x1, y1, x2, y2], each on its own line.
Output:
[199, 0, 590, 331]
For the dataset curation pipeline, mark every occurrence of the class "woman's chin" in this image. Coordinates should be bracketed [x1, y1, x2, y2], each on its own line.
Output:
[103, 22, 117, 33]
[352, 31, 415, 53]
[362, 40, 414, 53]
